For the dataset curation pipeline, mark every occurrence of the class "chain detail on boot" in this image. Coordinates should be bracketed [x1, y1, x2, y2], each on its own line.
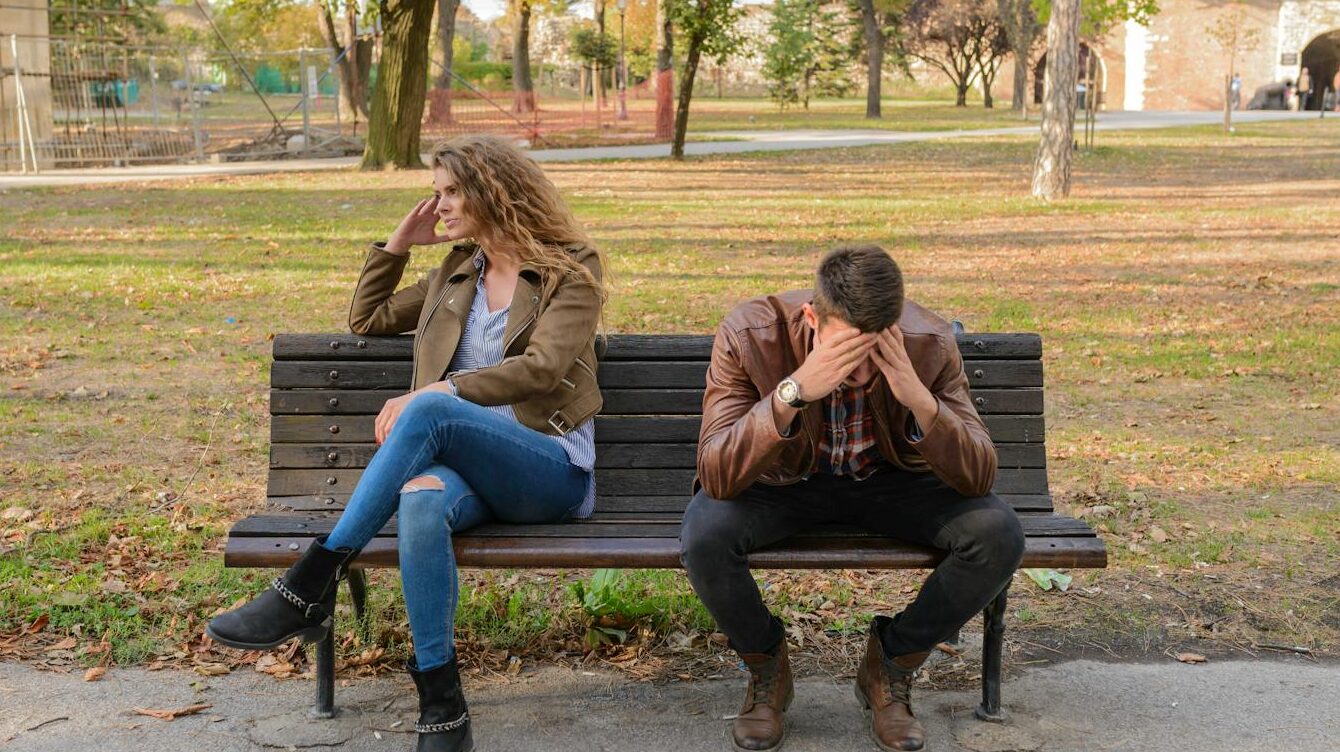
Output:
[409, 658, 474, 752]
[416, 713, 469, 734]
[269, 576, 333, 621]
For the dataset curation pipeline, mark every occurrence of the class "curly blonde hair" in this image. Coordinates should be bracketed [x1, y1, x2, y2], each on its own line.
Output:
[431, 135, 608, 304]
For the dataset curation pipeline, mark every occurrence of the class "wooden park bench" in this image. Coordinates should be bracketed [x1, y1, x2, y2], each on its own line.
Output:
[223, 329, 1107, 720]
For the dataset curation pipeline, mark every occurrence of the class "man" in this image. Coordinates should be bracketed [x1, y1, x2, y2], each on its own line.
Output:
[680, 246, 1025, 752]
[1231, 74, 1242, 111]
[1298, 67, 1312, 111]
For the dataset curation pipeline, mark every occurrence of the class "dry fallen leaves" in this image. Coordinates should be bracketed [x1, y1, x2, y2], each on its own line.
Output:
[132, 704, 212, 721]
[192, 662, 230, 677]
[1175, 652, 1208, 664]
[83, 667, 107, 682]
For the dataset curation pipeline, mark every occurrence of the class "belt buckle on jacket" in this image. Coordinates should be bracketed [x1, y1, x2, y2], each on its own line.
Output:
[548, 411, 572, 434]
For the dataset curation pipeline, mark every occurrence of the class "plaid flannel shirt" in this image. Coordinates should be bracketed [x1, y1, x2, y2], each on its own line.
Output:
[815, 384, 886, 479]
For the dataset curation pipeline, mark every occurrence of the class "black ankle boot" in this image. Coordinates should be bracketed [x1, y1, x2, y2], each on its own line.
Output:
[409, 657, 474, 752]
[206, 536, 356, 650]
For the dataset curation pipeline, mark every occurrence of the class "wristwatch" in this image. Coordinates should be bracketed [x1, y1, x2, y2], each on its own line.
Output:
[776, 377, 808, 408]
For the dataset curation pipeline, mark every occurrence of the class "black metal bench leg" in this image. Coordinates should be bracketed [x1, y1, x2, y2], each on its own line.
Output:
[975, 584, 1009, 723]
[347, 568, 369, 630]
[310, 624, 337, 719]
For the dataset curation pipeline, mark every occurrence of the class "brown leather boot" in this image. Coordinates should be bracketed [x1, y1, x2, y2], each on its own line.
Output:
[855, 617, 930, 752]
[731, 641, 794, 751]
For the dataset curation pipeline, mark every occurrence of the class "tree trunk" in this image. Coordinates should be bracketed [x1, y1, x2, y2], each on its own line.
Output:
[1031, 0, 1079, 199]
[318, 2, 368, 122]
[858, 0, 882, 118]
[997, 0, 1039, 113]
[983, 82, 994, 108]
[596, 0, 608, 102]
[671, 31, 704, 160]
[347, 1, 371, 118]
[360, 0, 436, 170]
[434, 0, 460, 89]
[1011, 48, 1028, 111]
[512, 1, 535, 113]
[956, 81, 969, 106]
[654, 1, 674, 140]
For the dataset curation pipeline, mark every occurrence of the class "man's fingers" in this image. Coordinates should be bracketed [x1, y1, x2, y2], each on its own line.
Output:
[820, 326, 866, 349]
[826, 332, 875, 357]
[877, 328, 908, 359]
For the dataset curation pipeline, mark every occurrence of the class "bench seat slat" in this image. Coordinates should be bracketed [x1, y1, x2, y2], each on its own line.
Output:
[230, 511, 1095, 539]
[271, 333, 1043, 362]
[271, 360, 1043, 391]
[266, 491, 1056, 513]
[265, 467, 1052, 498]
[225, 533, 1105, 570]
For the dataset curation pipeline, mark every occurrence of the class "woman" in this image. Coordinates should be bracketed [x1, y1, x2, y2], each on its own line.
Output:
[207, 135, 607, 752]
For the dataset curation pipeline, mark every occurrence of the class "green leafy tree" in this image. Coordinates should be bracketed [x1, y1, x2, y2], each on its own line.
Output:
[764, 0, 855, 110]
[49, 0, 165, 42]
[570, 26, 620, 70]
[1032, 0, 1159, 40]
[762, 0, 812, 110]
[665, 0, 745, 159]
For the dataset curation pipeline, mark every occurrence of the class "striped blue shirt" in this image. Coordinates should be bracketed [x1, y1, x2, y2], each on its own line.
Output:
[445, 252, 597, 518]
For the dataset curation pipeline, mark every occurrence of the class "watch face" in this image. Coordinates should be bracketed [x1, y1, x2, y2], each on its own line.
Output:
[778, 379, 799, 403]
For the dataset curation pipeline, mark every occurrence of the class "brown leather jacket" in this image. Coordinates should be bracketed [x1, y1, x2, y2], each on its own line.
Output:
[348, 242, 603, 435]
[697, 289, 997, 500]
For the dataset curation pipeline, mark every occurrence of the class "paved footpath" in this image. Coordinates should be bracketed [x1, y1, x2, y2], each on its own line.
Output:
[0, 111, 1323, 190]
[1, 657, 1336, 751]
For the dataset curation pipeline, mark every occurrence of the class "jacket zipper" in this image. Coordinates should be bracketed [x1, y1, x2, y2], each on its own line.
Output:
[412, 279, 460, 388]
[503, 312, 538, 354]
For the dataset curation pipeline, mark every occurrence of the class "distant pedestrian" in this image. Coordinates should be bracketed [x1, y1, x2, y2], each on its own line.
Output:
[1231, 74, 1242, 111]
[1298, 67, 1312, 110]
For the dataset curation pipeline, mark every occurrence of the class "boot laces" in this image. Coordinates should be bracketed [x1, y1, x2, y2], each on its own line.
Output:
[749, 665, 779, 706]
[884, 668, 913, 707]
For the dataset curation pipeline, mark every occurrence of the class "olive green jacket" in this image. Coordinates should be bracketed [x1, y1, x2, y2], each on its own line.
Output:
[348, 242, 604, 435]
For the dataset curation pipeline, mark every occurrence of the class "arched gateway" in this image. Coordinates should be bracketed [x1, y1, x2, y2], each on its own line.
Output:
[1300, 29, 1340, 109]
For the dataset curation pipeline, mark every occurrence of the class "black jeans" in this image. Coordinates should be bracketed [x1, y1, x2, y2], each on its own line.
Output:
[679, 468, 1025, 657]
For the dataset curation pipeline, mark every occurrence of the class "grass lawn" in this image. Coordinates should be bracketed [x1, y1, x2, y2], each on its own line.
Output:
[1, 119, 1337, 678]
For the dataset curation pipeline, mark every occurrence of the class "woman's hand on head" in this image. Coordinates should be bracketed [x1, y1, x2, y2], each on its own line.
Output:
[385, 198, 453, 256]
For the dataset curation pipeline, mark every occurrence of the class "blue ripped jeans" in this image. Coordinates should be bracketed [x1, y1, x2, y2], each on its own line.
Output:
[324, 392, 589, 671]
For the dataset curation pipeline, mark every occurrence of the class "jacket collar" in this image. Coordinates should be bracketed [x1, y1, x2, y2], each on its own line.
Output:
[441, 242, 544, 355]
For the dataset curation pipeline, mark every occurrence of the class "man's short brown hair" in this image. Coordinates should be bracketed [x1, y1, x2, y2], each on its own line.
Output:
[811, 245, 904, 333]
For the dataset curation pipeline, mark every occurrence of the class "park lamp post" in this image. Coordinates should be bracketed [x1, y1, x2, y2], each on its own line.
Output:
[616, 0, 629, 121]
